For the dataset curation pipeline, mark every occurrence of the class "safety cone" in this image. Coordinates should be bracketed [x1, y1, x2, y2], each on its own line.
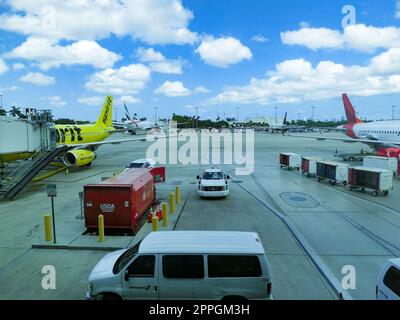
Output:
[157, 206, 163, 221]
[148, 210, 154, 223]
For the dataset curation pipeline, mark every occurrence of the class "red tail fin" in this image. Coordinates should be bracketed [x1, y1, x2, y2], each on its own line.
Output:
[342, 93, 362, 124]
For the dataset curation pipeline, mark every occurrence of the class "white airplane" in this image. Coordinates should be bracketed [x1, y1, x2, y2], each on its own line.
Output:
[269, 112, 289, 133]
[291, 94, 400, 158]
[113, 102, 163, 135]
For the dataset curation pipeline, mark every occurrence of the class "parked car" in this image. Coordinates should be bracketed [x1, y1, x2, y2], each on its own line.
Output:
[126, 158, 155, 169]
[196, 168, 230, 198]
[376, 258, 400, 300]
[87, 231, 272, 300]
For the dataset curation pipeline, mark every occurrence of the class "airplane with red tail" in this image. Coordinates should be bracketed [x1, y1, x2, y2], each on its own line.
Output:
[292, 93, 400, 158]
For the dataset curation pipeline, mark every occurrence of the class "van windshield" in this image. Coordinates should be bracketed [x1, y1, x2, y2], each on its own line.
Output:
[113, 241, 141, 274]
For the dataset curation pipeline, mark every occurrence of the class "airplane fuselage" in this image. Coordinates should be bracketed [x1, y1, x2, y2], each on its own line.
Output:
[349, 121, 400, 146]
[54, 124, 114, 145]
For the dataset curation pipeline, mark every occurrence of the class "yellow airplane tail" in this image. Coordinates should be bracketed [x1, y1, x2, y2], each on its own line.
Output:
[95, 96, 113, 127]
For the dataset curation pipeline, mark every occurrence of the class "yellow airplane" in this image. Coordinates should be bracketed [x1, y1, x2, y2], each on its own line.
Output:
[55, 96, 115, 167]
[1, 96, 155, 168]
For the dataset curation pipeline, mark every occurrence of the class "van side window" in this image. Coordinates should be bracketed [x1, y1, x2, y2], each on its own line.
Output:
[163, 255, 204, 279]
[208, 255, 262, 278]
[127, 255, 155, 278]
[383, 266, 400, 296]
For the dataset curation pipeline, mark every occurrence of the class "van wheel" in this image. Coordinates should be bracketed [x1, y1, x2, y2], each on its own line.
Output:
[222, 296, 247, 301]
[101, 293, 122, 301]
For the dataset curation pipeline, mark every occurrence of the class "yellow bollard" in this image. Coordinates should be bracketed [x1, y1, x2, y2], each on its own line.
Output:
[152, 216, 159, 231]
[175, 186, 181, 204]
[44, 214, 52, 242]
[162, 203, 169, 227]
[169, 192, 175, 214]
[98, 214, 105, 242]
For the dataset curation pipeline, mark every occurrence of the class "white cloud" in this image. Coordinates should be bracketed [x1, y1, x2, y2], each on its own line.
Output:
[9, 86, 21, 91]
[154, 81, 191, 97]
[281, 27, 344, 50]
[12, 62, 25, 71]
[194, 86, 210, 94]
[6, 37, 121, 70]
[118, 95, 141, 104]
[77, 96, 104, 106]
[207, 48, 400, 105]
[0, 59, 9, 74]
[43, 96, 66, 108]
[299, 21, 311, 28]
[148, 61, 183, 75]
[135, 47, 165, 62]
[396, 0, 400, 18]
[135, 47, 184, 74]
[281, 24, 400, 52]
[343, 24, 400, 52]
[85, 64, 151, 95]
[19, 72, 55, 86]
[0, 0, 197, 45]
[196, 36, 252, 68]
[251, 35, 268, 43]
[370, 47, 400, 74]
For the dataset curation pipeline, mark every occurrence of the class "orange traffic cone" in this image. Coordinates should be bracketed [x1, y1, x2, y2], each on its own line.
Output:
[157, 206, 163, 221]
[148, 210, 154, 223]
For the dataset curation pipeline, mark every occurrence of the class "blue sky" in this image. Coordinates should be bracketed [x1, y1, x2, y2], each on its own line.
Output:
[0, 0, 400, 122]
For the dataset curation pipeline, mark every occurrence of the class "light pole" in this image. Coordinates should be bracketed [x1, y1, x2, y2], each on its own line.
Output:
[274, 106, 278, 125]
[392, 106, 398, 120]
[195, 106, 199, 128]
[312, 106, 315, 121]
[236, 107, 240, 122]
[0, 94, 3, 108]
[154, 107, 158, 123]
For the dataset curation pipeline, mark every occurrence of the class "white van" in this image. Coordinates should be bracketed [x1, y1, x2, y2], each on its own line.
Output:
[376, 258, 400, 300]
[87, 231, 272, 300]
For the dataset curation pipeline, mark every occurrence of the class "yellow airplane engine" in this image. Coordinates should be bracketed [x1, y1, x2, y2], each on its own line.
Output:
[63, 150, 97, 167]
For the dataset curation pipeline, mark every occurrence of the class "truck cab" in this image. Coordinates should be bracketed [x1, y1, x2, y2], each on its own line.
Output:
[196, 168, 230, 198]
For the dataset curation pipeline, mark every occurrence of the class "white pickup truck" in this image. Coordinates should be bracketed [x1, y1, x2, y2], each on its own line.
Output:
[197, 168, 230, 198]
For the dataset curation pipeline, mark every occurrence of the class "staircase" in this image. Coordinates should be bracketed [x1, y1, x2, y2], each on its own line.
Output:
[0, 146, 68, 200]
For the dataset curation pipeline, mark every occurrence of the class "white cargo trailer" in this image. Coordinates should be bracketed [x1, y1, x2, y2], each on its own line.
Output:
[316, 160, 349, 185]
[301, 156, 321, 177]
[279, 152, 301, 170]
[348, 166, 393, 196]
[363, 156, 398, 176]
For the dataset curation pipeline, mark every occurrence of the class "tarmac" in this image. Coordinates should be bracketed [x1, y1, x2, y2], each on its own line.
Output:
[0, 131, 399, 300]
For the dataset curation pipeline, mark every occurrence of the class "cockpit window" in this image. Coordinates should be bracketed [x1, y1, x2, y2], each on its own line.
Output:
[203, 172, 223, 180]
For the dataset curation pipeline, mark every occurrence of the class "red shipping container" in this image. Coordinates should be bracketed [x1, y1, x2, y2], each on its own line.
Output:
[302, 158, 310, 173]
[84, 168, 155, 233]
[348, 168, 356, 185]
[149, 166, 166, 183]
[280, 154, 290, 167]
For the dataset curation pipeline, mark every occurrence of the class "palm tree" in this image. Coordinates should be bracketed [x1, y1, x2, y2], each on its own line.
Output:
[0, 107, 6, 116]
[8, 106, 23, 118]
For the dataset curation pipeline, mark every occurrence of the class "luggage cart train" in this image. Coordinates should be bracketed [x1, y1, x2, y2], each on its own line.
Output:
[279, 152, 396, 196]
